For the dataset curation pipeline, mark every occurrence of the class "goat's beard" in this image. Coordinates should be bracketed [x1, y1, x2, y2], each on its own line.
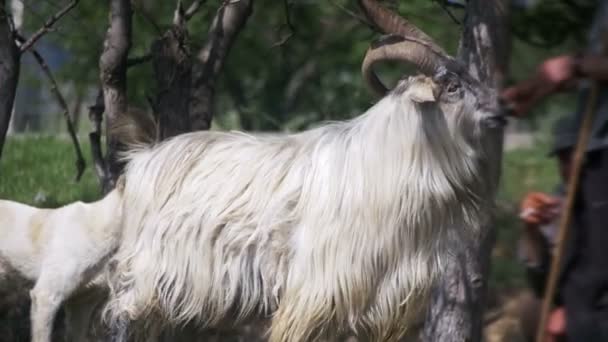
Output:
[104, 94, 494, 341]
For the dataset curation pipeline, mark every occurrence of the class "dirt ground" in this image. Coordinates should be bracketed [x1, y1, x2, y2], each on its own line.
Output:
[484, 289, 541, 342]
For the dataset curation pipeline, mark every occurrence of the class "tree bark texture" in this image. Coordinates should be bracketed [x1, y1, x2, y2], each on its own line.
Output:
[151, 20, 192, 140]
[99, 0, 132, 192]
[419, 1, 510, 341]
[0, 0, 20, 161]
[190, 0, 254, 131]
[88, 89, 108, 190]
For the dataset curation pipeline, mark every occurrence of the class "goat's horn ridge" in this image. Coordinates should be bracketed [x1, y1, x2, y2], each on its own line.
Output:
[362, 35, 451, 96]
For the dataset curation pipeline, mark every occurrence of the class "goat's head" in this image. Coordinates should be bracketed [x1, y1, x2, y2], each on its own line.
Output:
[359, 0, 506, 143]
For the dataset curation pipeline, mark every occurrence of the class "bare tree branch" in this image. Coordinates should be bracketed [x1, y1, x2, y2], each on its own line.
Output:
[16, 34, 86, 180]
[190, 0, 254, 130]
[88, 89, 108, 189]
[71, 85, 86, 130]
[185, 0, 207, 21]
[0, 0, 20, 161]
[283, 59, 317, 112]
[38, 80, 85, 181]
[126, 53, 152, 67]
[173, 0, 186, 26]
[151, 0, 192, 139]
[272, 0, 295, 48]
[19, 0, 79, 54]
[329, 1, 377, 33]
[434, 0, 461, 25]
[99, 0, 132, 192]
[132, 0, 162, 35]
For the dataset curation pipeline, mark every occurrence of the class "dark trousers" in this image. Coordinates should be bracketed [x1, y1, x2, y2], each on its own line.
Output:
[562, 148, 608, 341]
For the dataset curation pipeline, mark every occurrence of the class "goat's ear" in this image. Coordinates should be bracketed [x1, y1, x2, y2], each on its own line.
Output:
[408, 84, 436, 103]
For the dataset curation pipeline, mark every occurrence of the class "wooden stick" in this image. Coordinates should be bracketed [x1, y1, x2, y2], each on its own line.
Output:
[535, 81, 600, 342]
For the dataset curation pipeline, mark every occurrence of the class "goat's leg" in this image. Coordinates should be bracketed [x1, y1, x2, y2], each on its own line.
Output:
[30, 258, 91, 342]
[30, 285, 65, 342]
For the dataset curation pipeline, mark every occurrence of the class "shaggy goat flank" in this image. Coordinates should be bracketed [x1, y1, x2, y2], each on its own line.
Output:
[104, 74, 500, 341]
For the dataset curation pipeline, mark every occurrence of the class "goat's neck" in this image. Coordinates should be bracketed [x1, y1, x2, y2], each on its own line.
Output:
[353, 97, 487, 235]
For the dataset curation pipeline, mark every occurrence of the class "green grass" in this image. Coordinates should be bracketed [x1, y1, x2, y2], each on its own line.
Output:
[0, 135, 560, 291]
[499, 144, 560, 204]
[0, 135, 101, 207]
[490, 143, 560, 290]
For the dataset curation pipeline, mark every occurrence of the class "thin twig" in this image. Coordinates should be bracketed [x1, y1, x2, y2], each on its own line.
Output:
[328, 0, 377, 33]
[271, 0, 296, 48]
[435, 0, 461, 25]
[18, 0, 105, 44]
[132, 0, 163, 35]
[126, 53, 152, 67]
[16, 34, 86, 181]
[19, 0, 79, 53]
[185, 0, 206, 21]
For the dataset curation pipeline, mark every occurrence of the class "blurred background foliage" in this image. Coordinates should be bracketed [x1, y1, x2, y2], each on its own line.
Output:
[12, 0, 595, 133]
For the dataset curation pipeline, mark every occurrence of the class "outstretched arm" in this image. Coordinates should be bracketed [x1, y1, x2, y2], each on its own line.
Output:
[502, 54, 608, 116]
[577, 54, 608, 81]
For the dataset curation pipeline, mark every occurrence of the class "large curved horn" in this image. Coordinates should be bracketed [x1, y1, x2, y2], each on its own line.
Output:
[362, 35, 451, 96]
[358, 0, 447, 56]
[358, 0, 454, 96]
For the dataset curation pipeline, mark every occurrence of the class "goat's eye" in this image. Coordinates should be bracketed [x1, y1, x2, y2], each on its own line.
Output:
[446, 81, 460, 94]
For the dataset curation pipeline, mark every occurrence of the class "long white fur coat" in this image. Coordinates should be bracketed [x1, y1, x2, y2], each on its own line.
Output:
[106, 76, 499, 341]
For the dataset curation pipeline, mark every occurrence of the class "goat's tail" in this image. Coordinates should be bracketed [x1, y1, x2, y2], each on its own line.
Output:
[110, 107, 158, 152]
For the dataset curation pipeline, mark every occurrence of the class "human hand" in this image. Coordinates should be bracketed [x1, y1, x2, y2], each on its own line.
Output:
[519, 192, 562, 226]
[546, 306, 567, 339]
[538, 55, 578, 88]
[502, 55, 579, 116]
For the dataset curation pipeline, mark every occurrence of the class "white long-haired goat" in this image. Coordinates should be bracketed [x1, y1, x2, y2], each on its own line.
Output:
[0, 190, 123, 342]
[105, 1, 504, 341]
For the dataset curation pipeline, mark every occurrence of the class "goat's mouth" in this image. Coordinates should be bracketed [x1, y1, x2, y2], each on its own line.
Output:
[482, 112, 507, 128]
[483, 99, 514, 128]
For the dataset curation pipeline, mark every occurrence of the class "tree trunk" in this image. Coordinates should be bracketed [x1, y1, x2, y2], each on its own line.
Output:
[190, 0, 254, 131]
[459, 1, 510, 88]
[99, 0, 132, 192]
[151, 16, 192, 140]
[0, 0, 20, 161]
[419, 1, 510, 341]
